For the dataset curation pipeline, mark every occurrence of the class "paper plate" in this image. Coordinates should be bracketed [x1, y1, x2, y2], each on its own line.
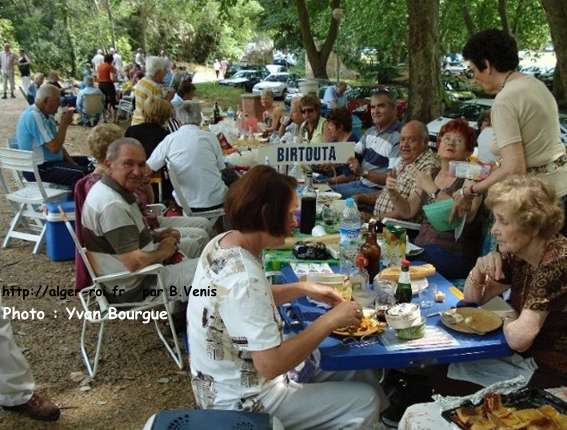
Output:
[441, 308, 502, 335]
[333, 318, 387, 337]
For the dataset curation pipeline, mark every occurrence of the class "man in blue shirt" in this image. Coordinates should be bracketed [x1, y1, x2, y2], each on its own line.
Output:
[25, 73, 44, 105]
[16, 84, 90, 191]
[76, 76, 104, 126]
[331, 90, 401, 204]
[323, 81, 347, 110]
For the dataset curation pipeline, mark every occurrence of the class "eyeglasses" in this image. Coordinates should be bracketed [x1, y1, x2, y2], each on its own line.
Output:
[464, 69, 475, 80]
[301, 108, 315, 114]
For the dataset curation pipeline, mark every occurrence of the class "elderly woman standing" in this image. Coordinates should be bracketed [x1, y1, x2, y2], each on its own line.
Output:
[131, 56, 173, 126]
[188, 165, 384, 429]
[299, 94, 326, 144]
[460, 29, 567, 235]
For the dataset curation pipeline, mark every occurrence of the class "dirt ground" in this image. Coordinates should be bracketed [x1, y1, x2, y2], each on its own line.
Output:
[0, 96, 197, 429]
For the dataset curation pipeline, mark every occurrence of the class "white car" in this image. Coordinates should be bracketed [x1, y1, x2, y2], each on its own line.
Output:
[252, 72, 300, 98]
[427, 98, 494, 142]
[560, 114, 567, 145]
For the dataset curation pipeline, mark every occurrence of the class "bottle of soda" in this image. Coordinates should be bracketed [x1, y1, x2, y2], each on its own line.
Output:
[359, 219, 381, 282]
[213, 102, 221, 124]
[299, 172, 316, 234]
[395, 259, 413, 303]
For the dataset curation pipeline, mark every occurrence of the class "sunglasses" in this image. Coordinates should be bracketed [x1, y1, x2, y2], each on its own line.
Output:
[301, 108, 315, 114]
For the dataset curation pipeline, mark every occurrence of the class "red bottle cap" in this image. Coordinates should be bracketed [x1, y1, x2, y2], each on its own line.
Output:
[401, 259, 410, 268]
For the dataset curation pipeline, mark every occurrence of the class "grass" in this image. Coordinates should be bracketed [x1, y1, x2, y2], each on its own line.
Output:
[194, 82, 244, 111]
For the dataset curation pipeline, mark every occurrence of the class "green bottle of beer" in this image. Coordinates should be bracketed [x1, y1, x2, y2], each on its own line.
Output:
[395, 259, 412, 303]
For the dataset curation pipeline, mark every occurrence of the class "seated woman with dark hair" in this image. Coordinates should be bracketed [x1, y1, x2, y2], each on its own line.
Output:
[386, 118, 484, 279]
[187, 165, 384, 429]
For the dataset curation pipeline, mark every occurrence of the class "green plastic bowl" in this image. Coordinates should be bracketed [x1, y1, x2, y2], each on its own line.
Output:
[423, 198, 460, 232]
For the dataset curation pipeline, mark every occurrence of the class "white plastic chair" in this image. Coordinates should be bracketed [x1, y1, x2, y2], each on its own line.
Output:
[59, 208, 184, 378]
[0, 148, 70, 253]
[83, 93, 104, 126]
[165, 157, 225, 222]
[114, 96, 134, 123]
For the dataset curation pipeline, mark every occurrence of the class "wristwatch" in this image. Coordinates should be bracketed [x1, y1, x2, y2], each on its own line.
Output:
[428, 188, 440, 200]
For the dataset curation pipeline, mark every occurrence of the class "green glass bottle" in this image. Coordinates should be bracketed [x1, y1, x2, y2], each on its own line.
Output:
[395, 259, 412, 303]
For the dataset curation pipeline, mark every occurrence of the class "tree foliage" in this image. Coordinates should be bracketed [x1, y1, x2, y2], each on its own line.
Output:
[0, 0, 263, 78]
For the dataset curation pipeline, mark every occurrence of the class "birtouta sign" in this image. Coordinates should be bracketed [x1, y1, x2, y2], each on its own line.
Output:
[256, 142, 355, 166]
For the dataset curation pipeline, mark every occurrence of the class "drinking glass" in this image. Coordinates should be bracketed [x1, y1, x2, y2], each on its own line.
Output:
[321, 204, 339, 233]
[419, 283, 434, 309]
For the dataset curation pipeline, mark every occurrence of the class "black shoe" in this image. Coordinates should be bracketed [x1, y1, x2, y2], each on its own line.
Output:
[381, 377, 434, 428]
[1, 94, 6, 99]
[11, 93, 15, 98]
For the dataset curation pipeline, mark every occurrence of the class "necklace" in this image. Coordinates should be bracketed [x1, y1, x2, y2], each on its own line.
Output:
[501, 71, 515, 89]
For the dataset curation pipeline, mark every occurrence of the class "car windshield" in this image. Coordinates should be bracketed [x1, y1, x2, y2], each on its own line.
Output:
[266, 74, 288, 82]
[233, 71, 255, 78]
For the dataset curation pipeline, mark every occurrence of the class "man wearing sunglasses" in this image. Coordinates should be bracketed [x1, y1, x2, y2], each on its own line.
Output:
[331, 90, 401, 206]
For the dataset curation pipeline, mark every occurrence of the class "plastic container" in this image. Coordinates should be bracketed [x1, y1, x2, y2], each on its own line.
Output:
[448, 160, 491, 181]
[45, 201, 76, 261]
[339, 198, 361, 272]
[423, 198, 460, 232]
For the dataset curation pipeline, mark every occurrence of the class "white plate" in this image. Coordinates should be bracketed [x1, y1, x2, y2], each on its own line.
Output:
[406, 241, 424, 256]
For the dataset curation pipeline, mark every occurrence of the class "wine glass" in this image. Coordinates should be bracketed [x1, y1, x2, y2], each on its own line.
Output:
[418, 282, 434, 309]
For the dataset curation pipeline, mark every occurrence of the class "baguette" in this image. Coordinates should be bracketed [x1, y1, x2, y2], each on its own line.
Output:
[378, 264, 436, 281]
[272, 234, 340, 250]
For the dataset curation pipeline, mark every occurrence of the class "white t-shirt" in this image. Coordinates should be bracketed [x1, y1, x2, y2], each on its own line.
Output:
[188, 233, 286, 410]
[147, 124, 227, 209]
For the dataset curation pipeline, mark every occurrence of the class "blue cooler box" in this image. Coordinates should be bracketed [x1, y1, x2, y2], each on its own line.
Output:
[45, 201, 76, 261]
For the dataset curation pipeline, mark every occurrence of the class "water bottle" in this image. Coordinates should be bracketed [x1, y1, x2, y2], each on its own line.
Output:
[339, 198, 361, 273]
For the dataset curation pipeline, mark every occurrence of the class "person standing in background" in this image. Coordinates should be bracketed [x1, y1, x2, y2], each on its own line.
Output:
[17, 49, 32, 91]
[1, 43, 16, 99]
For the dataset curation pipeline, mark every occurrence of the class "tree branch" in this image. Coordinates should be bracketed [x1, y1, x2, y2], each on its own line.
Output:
[295, 0, 319, 56]
[498, 0, 510, 34]
[461, 0, 475, 37]
[320, 0, 341, 60]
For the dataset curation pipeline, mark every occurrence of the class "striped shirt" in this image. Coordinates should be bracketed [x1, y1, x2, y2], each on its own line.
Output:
[16, 105, 61, 162]
[81, 176, 155, 293]
[373, 149, 439, 221]
[354, 121, 402, 187]
[132, 77, 163, 125]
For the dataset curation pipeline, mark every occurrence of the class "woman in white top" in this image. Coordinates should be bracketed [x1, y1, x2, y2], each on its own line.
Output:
[460, 29, 567, 235]
[187, 165, 383, 429]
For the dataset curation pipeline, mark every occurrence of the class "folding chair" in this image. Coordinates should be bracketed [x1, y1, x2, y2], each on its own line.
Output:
[18, 85, 32, 105]
[83, 93, 104, 126]
[60, 209, 183, 378]
[114, 96, 134, 123]
[0, 148, 70, 253]
[165, 157, 225, 223]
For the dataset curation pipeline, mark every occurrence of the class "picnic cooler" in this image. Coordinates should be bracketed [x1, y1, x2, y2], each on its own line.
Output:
[45, 201, 76, 261]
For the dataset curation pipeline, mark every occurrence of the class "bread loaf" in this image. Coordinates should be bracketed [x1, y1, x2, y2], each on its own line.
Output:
[378, 264, 436, 281]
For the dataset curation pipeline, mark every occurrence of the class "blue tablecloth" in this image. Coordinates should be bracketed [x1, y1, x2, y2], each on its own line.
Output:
[279, 265, 512, 371]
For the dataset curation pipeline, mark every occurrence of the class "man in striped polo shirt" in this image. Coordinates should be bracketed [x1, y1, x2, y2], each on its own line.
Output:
[331, 90, 401, 202]
[15, 84, 90, 190]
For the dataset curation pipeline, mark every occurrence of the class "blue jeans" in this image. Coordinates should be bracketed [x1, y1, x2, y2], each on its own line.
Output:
[23, 156, 91, 194]
[331, 180, 378, 199]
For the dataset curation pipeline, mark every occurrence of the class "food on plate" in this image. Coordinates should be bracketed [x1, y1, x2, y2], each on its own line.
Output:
[378, 263, 436, 282]
[435, 290, 446, 302]
[450, 393, 567, 430]
[334, 317, 386, 336]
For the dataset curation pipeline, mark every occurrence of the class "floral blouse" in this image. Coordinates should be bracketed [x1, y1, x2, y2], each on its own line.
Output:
[503, 235, 567, 374]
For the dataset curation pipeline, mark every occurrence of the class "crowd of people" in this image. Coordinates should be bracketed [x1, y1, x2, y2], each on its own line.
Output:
[1, 28, 566, 428]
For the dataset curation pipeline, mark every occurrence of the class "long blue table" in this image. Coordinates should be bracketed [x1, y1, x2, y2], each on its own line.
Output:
[278, 265, 512, 371]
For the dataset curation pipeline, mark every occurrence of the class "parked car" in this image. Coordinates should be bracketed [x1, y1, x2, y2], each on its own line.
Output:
[443, 76, 476, 108]
[224, 63, 269, 79]
[427, 98, 494, 142]
[284, 79, 334, 108]
[265, 64, 288, 75]
[252, 72, 300, 98]
[219, 69, 269, 92]
[345, 84, 408, 128]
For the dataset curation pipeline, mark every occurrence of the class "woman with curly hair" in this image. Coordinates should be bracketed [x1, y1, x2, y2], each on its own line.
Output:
[386, 118, 483, 278]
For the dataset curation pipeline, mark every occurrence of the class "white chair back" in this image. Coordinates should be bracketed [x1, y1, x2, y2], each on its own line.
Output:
[83, 93, 104, 116]
[0, 147, 49, 201]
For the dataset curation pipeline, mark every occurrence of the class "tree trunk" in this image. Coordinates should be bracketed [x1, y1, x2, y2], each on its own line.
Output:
[295, 0, 341, 79]
[461, 1, 475, 38]
[553, 65, 565, 104]
[511, 0, 525, 36]
[498, 0, 510, 35]
[60, 0, 77, 77]
[540, 0, 567, 102]
[406, 0, 442, 123]
[104, 0, 117, 49]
